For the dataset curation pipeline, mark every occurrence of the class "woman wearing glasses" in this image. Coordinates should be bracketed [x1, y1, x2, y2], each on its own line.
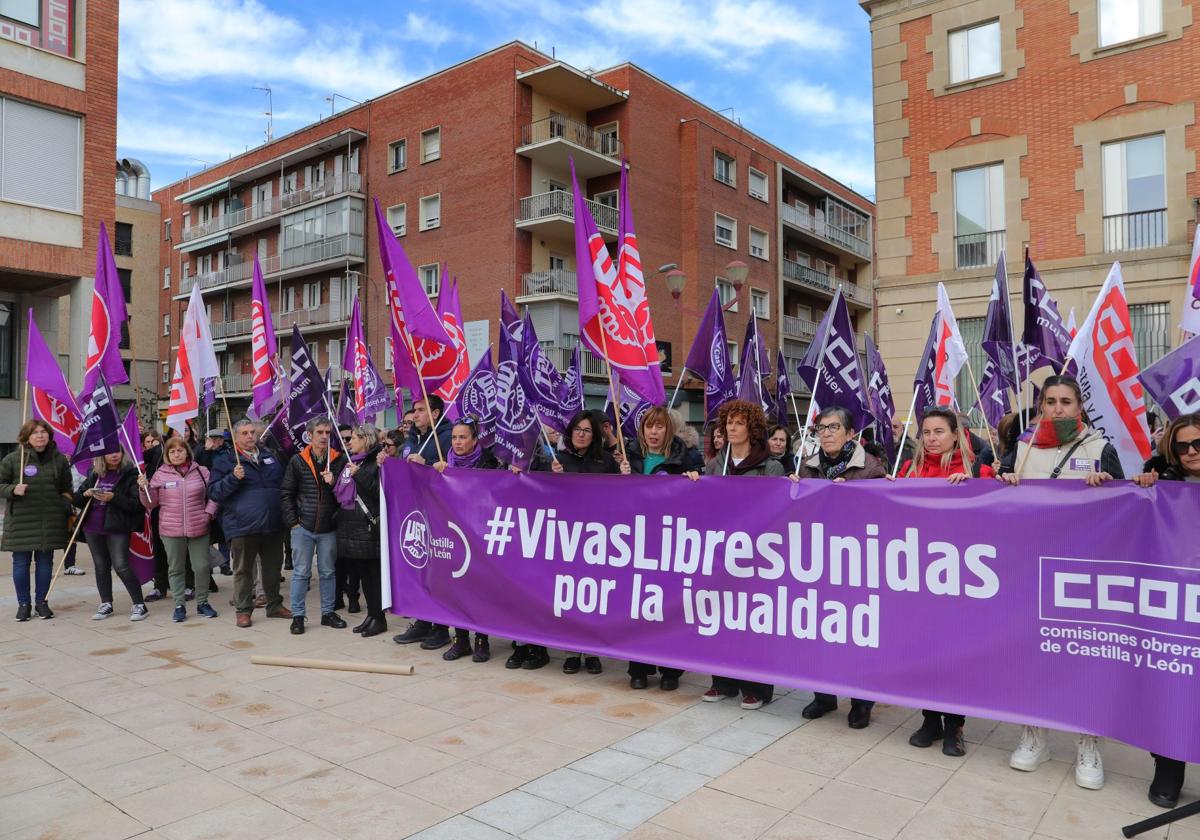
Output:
[997, 375, 1122, 791]
[433, 416, 499, 663]
[1132, 413, 1199, 807]
[685, 399, 785, 710]
[334, 424, 387, 638]
[795, 405, 886, 728]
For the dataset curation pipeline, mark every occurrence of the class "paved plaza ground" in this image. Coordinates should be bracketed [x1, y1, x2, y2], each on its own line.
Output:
[2, 552, 1198, 840]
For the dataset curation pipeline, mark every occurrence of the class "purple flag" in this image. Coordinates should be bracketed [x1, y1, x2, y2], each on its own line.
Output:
[864, 334, 896, 462]
[500, 290, 524, 350]
[606, 378, 655, 441]
[336, 378, 358, 427]
[561, 345, 584, 416]
[71, 374, 122, 465]
[1138, 333, 1200, 421]
[82, 221, 130, 396]
[683, 289, 737, 422]
[361, 350, 392, 420]
[1022, 251, 1070, 373]
[797, 290, 873, 431]
[250, 255, 280, 418]
[572, 161, 662, 404]
[518, 313, 574, 433]
[616, 162, 665, 404]
[286, 326, 328, 445]
[266, 407, 298, 456]
[977, 357, 1009, 429]
[736, 318, 770, 411]
[454, 349, 498, 449]
[120, 406, 156, 585]
[200, 377, 217, 413]
[982, 252, 1019, 389]
[773, 349, 792, 428]
[432, 277, 471, 404]
[492, 331, 541, 470]
[25, 310, 82, 455]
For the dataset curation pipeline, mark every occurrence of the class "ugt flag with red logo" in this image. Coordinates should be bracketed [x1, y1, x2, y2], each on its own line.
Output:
[25, 309, 81, 455]
[572, 161, 663, 405]
[82, 221, 130, 396]
[250, 255, 281, 419]
[432, 272, 471, 404]
[341, 296, 370, 423]
[1068, 262, 1152, 476]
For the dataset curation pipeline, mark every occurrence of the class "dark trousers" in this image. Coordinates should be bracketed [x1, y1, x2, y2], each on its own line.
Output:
[349, 555, 383, 619]
[63, 542, 77, 569]
[336, 552, 360, 601]
[629, 662, 683, 680]
[231, 532, 284, 615]
[922, 709, 965, 728]
[152, 533, 169, 591]
[712, 675, 773, 703]
[12, 550, 53, 604]
[86, 532, 143, 606]
[815, 692, 874, 710]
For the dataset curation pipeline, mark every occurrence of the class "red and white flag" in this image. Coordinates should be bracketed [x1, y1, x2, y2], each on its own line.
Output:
[932, 282, 969, 407]
[1179, 226, 1200, 336]
[1067, 307, 1078, 339]
[432, 272, 471, 403]
[167, 284, 220, 434]
[1067, 262, 1153, 476]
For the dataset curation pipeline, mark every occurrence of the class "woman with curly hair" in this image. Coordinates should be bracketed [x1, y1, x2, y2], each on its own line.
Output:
[685, 399, 784, 709]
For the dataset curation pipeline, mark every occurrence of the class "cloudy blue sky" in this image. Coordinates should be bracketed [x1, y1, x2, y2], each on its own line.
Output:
[117, 0, 876, 197]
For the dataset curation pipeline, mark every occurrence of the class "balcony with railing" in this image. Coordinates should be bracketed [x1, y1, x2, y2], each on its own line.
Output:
[782, 258, 863, 303]
[954, 229, 1005, 270]
[517, 116, 623, 179]
[540, 344, 609, 378]
[180, 172, 364, 244]
[209, 299, 355, 342]
[221, 373, 254, 394]
[516, 190, 618, 241]
[782, 315, 819, 341]
[180, 232, 364, 296]
[779, 198, 871, 260]
[1104, 209, 1167, 252]
[519, 269, 578, 301]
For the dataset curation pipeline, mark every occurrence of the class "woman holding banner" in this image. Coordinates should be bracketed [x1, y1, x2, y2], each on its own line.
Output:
[997, 375, 1122, 790]
[625, 406, 702, 690]
[336, 424, 388, 639]
[2, 420, 72, 621]
[76, 452, 149, 621]
[685, 399, 784, 710]
[896, 408, 991, 756]
[1133, 413, 1200, 807]
[796, 405, 885, 728]
[433, 417, 498, 662]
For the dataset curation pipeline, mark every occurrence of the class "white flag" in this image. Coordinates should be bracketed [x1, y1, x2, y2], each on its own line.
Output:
[1067, 262, 1153, 477]
[166, 284, 220, 434]
[1179, 227, 1200, 335]
[932, 282, 969, 407]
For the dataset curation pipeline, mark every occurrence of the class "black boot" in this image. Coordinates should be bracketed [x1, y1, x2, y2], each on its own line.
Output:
[1149, 755, 1185, 808]
[420, 625, 451, 650]
[473, 635, 490, 663]
[347, 595, 361, 614]
[443, 631, 472, 661]
[505, 644, 529, 669]
[521, 645, 550, 670]
[360, 616, 387, 638]
[392, 619, 433, 645]
[942, 722, 966, 757]
[909, 712, 944, 748]
[352, 616, 370, 634]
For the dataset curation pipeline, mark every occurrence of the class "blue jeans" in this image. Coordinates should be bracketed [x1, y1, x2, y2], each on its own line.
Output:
[289, 526, 336, 617]
[13, 550, 53, 605]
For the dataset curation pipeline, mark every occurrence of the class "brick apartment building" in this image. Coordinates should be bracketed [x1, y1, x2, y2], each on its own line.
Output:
[861, 0, 1197, 414]
[153, 42, 875, 428]
[0, 1, 118, 448]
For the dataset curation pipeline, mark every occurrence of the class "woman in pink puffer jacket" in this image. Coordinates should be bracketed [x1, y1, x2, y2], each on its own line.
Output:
[139, 437, 219, 622]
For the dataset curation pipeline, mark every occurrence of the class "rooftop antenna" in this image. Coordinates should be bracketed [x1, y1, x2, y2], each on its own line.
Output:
[252, 85, 273, 143]
[717, 106, 741, 126]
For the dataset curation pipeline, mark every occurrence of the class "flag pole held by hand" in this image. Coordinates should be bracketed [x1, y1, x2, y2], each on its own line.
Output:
[46, 498, 92, 599]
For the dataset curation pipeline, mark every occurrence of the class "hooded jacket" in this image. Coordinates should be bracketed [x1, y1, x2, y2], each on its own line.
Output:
[0, 445, 72, 551]
[144, 461, 217, 539]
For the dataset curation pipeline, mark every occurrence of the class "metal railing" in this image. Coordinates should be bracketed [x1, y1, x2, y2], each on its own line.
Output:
[782, 315, 819, 341]
[782, 259, 862, 301]
[181, 233, 363, 295]
[209, 300, 355, 340]
[540, 344, 609, 378]
[222, 373, 253, 393]
[782, 357, 812, 394]
[517, 190, 618, 233]
[520, 269, 578, 298]
[778, 199, 871, 259]
[520, 116, 622, 160]
[1104, 208, 1167, 252]
[181, 173, 363, 242]
[954, 229, 1005, 269]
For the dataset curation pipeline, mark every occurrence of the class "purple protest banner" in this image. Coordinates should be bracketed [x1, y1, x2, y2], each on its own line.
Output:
[383, 462, 1200, 762]
[1138, 333, 1200, 421]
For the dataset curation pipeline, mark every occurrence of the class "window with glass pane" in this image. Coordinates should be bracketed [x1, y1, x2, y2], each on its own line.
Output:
[389, 139, 407, 172]
[749, 227, 768, 259]
[419, 264, 440, 297]
[387, 204, 406, 236]
[751, 289, 769, 319]
[714, 152, 735, 186]
[954, 163, 1005, 268]
[0, 301, 13, 399]
[114, 222, 133, 256]
[748, 168, 768, 200]
[952, 317, 987, 425]
[420, 194, 440, 230]
[1098, 0, 1162, 47]
[716, 278, 737, 312]
[948, 20, 1001, 84]
[715, 213, 736, 247]
[421, 128, 441, 163]
[1129, 302, 1171, 369]
[1102, 134, 1165, 251]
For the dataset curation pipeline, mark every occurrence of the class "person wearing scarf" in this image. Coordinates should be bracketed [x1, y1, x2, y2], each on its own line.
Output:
[997, 375, 1122, 791]
[684, 399, 784, 711]
[795, 406, 885, 728]
[432, 418, 499, 662]
[333, 424, 386, 638]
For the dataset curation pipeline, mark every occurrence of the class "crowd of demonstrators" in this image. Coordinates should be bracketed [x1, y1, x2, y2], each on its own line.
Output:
[77, 452, 148, 621]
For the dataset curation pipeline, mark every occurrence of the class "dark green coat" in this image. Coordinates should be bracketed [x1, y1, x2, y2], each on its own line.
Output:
[0, 446, 73, 551]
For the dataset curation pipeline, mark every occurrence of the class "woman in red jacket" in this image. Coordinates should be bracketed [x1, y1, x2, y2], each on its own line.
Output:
[139, 437, 218, 622]
[897, 408, 989, 756]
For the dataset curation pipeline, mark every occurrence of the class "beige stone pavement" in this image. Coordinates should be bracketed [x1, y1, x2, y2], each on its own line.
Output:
[2, 551, 1198, 840]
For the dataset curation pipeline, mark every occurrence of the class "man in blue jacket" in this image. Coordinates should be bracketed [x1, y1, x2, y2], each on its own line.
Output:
[403, 395, 453, 465]
[209, 418, 292, 628]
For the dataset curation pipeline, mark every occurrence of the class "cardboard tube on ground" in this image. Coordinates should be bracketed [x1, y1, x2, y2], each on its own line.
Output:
[250, 655, 414, 676]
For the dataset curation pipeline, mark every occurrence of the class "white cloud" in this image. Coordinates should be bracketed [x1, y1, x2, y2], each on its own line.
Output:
[794, 148, 876, 198]
[778, 81, 873, 126]
[119, 0, 413, 99]
[401, 12, 455, 47]
[580, 0, 845, 60]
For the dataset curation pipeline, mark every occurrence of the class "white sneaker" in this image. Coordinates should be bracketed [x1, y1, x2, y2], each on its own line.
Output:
[92, 602, 113, 620]
[130, 604, 149, 622]
[1075, 735, 1104, 790]
[64, 566, 86, 575]
[1010, 725, 1051, 771]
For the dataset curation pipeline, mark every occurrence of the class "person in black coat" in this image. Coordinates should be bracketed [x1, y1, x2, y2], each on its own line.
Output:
[1134, 413, 1200, 808]
[335, 424, 386, 638]
[432, 417, 501, 662]
[75, 452, 148, 620]
[404, 395, 453, 465]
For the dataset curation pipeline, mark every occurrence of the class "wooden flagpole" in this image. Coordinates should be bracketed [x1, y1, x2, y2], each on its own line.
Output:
[17, 378, 29, 479]
[596, 329, 628, 462]
[45, 499, 92, 599]
[962, 356, 997, 455]
[403, 333, 445, 464]
[890, 388, 922, 479]
[1013, 357, 1073, 477]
